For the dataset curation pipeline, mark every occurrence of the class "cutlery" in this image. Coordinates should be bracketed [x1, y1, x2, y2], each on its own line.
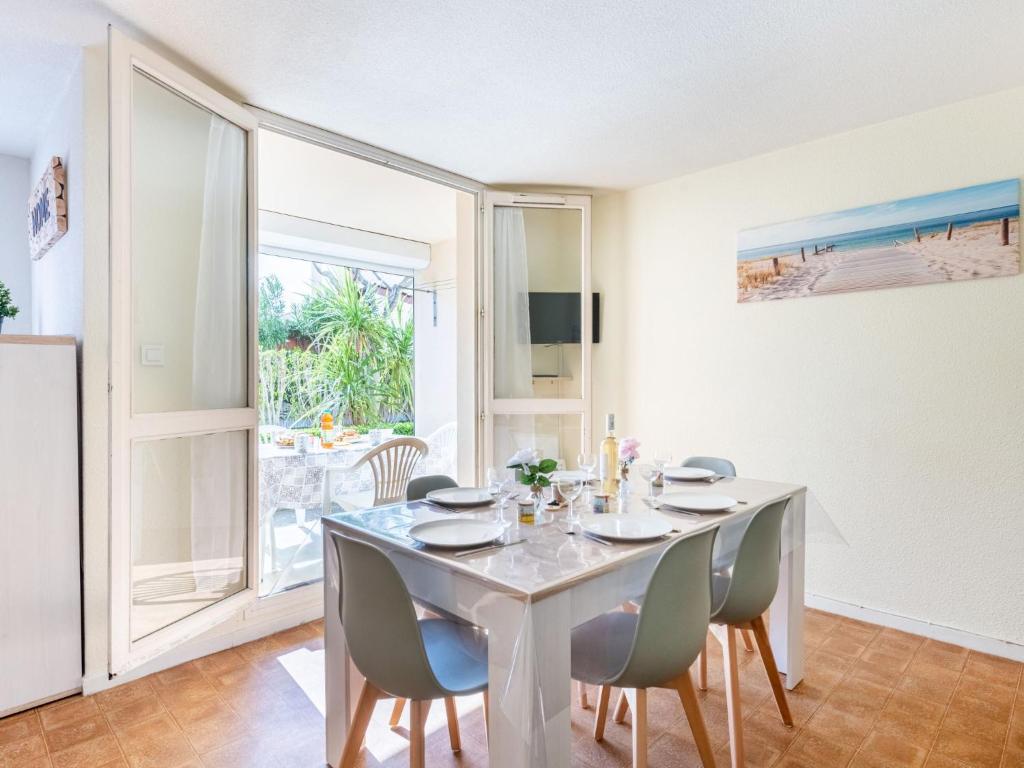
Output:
[559, 527, 615, 546]
[453, 538, 526, 559]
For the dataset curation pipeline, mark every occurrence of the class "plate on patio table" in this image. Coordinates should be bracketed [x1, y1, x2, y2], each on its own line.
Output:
[662, 466, 715, 482]
[658, 493, 737, 513]
[408, 519, 508, 549]
[578, 514, 673, 542]
[425, 487, 496, 508]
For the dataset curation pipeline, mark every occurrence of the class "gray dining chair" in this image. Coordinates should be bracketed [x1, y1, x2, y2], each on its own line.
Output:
[406, 474, 458, 501]
[682, 456, 756, 658]
[389, 473, 461, 727]
[700, 498, 793, 768]
[576, 528, 719, 768]
[333, 534, 489, 768]
[683, 455, 737, 477]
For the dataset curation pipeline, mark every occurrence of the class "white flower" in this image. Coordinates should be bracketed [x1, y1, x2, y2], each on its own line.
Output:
[507, 447, 540, 468]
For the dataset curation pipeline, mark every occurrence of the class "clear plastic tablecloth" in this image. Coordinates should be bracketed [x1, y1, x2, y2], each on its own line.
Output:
[323, 475, 825, 768]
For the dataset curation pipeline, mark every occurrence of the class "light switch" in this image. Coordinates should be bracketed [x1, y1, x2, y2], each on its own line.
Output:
[141, 345, 165, 367]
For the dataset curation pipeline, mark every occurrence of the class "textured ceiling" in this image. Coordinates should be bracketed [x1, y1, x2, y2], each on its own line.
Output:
[3, 0, 1024, 189]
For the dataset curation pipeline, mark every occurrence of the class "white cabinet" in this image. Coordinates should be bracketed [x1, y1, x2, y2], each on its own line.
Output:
[0, 336, 82, 715]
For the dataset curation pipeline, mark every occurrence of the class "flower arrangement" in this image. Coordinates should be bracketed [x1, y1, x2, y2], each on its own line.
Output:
[507, 448, 558, 488]
[618, 437, 640, 478]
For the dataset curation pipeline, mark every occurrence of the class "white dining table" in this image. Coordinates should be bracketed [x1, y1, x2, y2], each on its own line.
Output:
[321, 475, 806, 768]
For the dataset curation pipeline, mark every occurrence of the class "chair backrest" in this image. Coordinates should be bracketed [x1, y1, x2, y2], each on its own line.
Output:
[683, 456, 737, 477]
[349, 437, 428, 505]
[332, 533, 444, 701]
[712, 498, 789, 625]
[612, 527, 717, 689]
[406, 474, 458, 501]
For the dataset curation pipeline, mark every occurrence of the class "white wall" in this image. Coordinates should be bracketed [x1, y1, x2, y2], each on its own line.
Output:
[0, 154, 31, 334]
[31, 53, 85, 339]
[414, 237, 457, 438]
[592, 86, 1024, 648]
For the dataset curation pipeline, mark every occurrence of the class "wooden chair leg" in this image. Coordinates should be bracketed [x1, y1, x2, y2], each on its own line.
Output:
[750, 616, 793, 726]
[593, 684, 612, 741]
[577, 680, 590, 709]
[741, 628, 755, 653]
[698, 637, 708, 690]
[625, 688, 648, 768]
[722, 626, 744, 768]
[444, 696, 461, 752]
[482, 691, 490, 745]
[389, 697, 406, 727]
[674, 672, 717, 768]
[339, 680, 381, 768]
[613, 688, 629, 723]
[409, 699, 430, 768]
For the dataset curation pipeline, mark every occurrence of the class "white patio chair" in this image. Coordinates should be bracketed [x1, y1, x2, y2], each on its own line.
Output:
[323, 437, 429, 514]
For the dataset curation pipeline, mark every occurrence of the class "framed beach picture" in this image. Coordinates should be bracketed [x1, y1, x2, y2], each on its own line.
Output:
[736, 179, 1020, 302]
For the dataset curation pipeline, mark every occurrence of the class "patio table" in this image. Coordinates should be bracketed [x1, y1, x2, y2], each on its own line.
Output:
[322, 475, 806, 768]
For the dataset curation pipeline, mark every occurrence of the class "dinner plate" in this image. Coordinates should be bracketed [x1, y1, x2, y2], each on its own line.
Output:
[662, 466, 715, 481]
[658, 493, 737, 512]
[578, 513, 673, 542]
[407, 519, 508, 549]
[425, 487, 496, 508]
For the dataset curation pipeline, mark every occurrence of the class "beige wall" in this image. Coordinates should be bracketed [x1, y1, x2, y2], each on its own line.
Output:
[592, 85, 1024, 647]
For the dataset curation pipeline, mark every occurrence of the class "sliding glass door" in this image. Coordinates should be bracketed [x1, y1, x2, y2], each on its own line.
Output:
[483, 193, 592, 471]
[109, 30, 258, 674]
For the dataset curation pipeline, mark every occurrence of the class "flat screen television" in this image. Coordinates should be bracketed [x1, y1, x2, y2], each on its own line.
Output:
[528, 292, 600, 344]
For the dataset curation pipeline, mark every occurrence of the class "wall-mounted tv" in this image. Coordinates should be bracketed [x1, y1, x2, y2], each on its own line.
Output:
[528, 292, 601, 344]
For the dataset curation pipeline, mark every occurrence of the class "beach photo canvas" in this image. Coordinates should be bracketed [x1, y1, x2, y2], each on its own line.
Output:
[737, 179, 1020, 302]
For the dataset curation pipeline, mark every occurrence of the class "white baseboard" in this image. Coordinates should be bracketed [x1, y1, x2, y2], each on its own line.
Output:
[806, 593, 1024, 663]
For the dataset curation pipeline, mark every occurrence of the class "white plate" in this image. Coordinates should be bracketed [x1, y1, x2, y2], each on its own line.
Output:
[425, 487, 496, 508]
[658, 493, 737, 512]
[578, 514, 673, 542]
[408, 519, 508, 549]
[663, 466, 715, 481]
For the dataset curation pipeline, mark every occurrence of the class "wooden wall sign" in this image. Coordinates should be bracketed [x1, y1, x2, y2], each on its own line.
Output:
[27, 156, 68, 261]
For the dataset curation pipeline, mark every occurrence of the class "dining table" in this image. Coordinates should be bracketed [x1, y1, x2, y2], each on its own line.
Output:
[322, 474, 806, 768]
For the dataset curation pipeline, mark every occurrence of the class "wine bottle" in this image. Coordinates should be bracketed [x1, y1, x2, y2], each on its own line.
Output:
[599, 413, 619, 495]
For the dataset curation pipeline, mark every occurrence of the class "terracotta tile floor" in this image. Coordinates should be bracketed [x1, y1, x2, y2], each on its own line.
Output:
[2, 609, 1021, 767]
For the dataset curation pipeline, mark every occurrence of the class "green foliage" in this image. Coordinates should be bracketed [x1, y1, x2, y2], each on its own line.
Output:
[0, 280, 19, 320]
[256, 269, 414, 428]
[258, 275, 290, 349]
[516, 459, 559, 488]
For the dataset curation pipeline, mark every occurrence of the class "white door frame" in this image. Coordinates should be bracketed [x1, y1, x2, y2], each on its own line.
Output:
[108, 28, 259, 674]
[481, 192, 593, 469]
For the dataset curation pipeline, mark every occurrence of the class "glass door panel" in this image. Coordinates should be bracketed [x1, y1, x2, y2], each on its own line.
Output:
[492, 413, 584, 469]
[131, 70, 248, 414]
[130, 431, 248, 641]
[492, 205, 584, 400]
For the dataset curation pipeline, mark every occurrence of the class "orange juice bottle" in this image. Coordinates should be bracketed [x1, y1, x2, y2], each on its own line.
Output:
[320, 411, 335, 449]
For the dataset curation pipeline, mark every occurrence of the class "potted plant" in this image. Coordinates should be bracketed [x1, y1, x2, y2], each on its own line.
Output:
[0, 280, 19, 333]
[507, 448, 558, 522]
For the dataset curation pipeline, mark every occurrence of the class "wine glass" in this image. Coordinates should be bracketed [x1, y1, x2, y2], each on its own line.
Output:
[577, 452, 596, 503]
[556, 475, 585, 526]
[487, 467, 514, 522]
[636, 463, 657, 504]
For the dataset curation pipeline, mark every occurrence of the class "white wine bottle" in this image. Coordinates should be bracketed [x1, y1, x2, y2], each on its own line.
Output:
[599, 413, 619, 495]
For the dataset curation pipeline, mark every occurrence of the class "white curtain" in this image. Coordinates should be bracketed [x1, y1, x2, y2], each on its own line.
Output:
[493, 206, 533, 398]
[190, 115, 248, 588]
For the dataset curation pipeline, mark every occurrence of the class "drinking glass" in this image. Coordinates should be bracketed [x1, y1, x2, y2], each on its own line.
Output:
[577, 452, 596, 503]
[556, 476, 585, 526]
[487, 467, 514, 522]
[637, 463, 657, 504]
[652, 450, 673, 473]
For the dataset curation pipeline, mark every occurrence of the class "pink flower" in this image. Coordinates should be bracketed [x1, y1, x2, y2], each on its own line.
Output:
[619, 437, 640, 462]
